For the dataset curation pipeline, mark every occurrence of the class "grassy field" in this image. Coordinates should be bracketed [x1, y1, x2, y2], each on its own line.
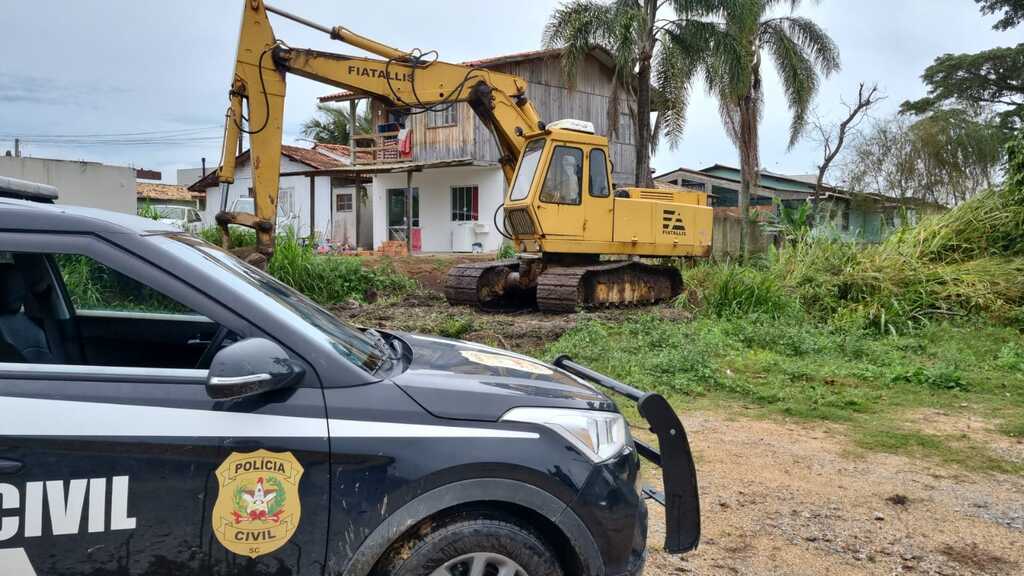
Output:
[544, 313, 1024, 473]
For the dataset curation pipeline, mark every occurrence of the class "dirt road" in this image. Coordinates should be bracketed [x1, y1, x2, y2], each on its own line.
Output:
[644, 412, 1024, 576]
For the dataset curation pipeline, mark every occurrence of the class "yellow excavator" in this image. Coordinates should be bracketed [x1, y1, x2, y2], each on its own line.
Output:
[216, 0, 713, 312]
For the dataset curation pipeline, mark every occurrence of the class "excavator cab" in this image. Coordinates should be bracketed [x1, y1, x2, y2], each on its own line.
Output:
[501, 121, 712, 257]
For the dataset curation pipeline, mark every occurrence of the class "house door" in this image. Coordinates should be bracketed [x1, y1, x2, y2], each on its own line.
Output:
[387, 188, 421, 252]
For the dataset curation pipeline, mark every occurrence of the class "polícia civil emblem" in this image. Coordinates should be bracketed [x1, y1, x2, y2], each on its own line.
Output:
[213, 450, 304, 558]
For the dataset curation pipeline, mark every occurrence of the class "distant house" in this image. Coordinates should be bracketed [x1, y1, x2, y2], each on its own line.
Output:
[0, 155, 135, 214]
[655, 164, 945, 244]
[137, 183, 202, 210]
[188, 144, 366, 246]
[314, 47, 639, 253]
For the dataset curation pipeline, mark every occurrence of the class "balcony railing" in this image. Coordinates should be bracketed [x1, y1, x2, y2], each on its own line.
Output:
[352, 131, 404, 164]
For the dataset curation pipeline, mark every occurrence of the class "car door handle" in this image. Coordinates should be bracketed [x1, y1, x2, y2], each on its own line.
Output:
[0, 458, 23, 474]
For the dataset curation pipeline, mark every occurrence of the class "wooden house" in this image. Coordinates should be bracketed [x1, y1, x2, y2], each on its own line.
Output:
[318, 47, 638, 253]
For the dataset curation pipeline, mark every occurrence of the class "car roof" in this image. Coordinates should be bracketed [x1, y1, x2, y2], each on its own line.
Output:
[0, 197, 179, 235]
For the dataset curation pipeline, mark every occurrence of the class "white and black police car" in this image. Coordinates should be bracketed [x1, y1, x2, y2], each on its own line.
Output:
[0, 176, 699, 576]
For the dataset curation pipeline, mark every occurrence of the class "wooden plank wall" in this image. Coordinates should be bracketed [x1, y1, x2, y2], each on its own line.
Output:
[370, 53, 638, 184]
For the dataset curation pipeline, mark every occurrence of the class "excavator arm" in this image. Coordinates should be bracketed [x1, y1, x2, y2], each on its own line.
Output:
[217, 0, 543, 258]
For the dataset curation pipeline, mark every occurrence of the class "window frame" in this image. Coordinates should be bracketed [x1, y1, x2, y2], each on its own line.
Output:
[426, 105, 459, 128]
[539, 145, 585, 206]
[588, 148, 611, 198]
[336, 192, 354, 213]
[0, 232, 250, 364]
[450, 185, 479, 222]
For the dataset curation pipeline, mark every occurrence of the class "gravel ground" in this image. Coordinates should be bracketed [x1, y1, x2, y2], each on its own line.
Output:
[642, 412, 1024, 576]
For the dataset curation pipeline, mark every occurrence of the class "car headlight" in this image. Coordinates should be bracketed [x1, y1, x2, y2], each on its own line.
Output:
[501, 407, 628, 462]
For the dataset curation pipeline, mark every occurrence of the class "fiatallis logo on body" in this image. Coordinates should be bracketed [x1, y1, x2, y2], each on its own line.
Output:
[212, 450, 303, 558]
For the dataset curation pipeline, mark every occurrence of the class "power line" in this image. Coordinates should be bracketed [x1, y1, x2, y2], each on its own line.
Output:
[0, 125, 222, 140]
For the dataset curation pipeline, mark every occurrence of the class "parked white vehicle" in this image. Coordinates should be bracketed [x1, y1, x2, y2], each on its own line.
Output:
[152, 205, 204, 233]
[229, 197, 299, 234]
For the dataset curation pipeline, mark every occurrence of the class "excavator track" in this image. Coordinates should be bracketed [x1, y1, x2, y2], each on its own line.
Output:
[444, 260, 523, 309]
[536, 261, 682, 313]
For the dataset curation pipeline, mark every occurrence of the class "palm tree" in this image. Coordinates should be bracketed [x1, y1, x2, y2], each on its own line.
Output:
[664, 0, 840, 257]
[546, 0, 724, 188]
[301, 102, 373, 145]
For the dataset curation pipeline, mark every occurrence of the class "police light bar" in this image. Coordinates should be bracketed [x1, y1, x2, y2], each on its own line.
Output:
[0, 175, 59, 202]
[547, 119, 595, 134]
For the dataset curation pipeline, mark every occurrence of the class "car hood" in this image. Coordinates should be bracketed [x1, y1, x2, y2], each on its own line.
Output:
[390, 332, 616, 421]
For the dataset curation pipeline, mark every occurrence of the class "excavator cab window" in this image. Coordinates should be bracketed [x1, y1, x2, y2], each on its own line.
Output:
[509, 139, 545, 201]
[540, 146, 583, 205]
[589, 148, 610, 198]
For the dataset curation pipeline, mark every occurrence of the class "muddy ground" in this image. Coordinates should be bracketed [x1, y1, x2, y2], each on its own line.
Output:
[345, 255, 1024, 576]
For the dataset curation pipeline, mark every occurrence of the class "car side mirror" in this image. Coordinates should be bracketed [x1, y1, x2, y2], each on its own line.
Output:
[206, 337, 304, 400]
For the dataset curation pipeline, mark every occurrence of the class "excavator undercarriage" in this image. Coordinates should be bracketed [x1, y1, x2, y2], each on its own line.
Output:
[445, 256, 683, 313]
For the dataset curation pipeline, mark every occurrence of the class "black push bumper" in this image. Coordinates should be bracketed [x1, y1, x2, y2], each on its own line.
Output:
[553, 356, 701, 554]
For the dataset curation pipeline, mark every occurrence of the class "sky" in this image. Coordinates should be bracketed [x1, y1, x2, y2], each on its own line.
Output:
[0, 0, 1018, 185]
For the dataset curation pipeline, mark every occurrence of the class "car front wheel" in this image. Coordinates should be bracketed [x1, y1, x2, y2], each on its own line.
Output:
[374, 515, 563, 576]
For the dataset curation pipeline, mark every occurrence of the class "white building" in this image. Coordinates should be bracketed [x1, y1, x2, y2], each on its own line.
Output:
[187, 144, 360, 245]
[0, 155, 136, 213]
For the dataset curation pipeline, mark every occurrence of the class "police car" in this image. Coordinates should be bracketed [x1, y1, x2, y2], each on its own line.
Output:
[0, 176, 699, 576]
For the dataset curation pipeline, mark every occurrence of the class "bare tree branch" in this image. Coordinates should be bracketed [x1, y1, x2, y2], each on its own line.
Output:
[812, 83, 885, 206]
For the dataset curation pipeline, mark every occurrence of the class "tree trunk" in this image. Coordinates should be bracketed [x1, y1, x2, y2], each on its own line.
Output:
[737, 94, 760, 260]
[635, 59, 653, 188]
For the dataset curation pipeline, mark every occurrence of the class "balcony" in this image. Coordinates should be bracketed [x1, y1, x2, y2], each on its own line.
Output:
[353, 131, 404, 164]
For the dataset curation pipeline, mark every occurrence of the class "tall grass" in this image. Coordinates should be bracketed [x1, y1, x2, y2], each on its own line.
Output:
[683, 132, 1024, 334]
[265, 228, 414, 305]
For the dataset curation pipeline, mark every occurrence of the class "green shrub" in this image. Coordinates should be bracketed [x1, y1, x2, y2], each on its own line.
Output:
[497, 243, 517, 260]
[198, 225, 257, 248]
[435, 316, 475, 339]
[681, 262, 798, 320]
[889, 364, 967, 392]
[267, 229, 414, 305]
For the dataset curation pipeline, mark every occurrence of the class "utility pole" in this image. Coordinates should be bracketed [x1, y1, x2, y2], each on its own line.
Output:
[14, 138, 20, 158]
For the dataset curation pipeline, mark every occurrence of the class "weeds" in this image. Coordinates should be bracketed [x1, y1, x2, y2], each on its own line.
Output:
[435, 315, 475, 339]
[266, 228, 414, 305]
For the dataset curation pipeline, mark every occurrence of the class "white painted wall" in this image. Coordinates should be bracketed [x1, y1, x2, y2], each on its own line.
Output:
[370, 165, 505, 252]
[0, 156, 135, 213]
[201, 157, 334, 240]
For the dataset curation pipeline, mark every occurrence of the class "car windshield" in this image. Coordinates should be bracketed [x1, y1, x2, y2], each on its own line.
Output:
[162, 235, 387, 373]
[509, 139, 546, 201]
[155, 206, 185, 219]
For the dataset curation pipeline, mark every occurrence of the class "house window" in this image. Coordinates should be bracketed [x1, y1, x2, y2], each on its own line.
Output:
[427, 105, 458, 128]
[336, 193, 353, 213]
[451, 186, 479, 221]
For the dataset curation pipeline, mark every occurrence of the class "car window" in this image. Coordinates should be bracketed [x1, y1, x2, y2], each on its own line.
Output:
[159, 235, 386, 373]
[540, 146, 583, 205]
[155, 206, 185, 220]
[55, 254, 194, 315]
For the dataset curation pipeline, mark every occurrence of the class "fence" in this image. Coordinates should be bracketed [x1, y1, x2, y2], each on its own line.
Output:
[711, 213, 774, 259]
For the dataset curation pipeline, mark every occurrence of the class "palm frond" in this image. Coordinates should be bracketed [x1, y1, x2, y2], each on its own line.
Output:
[543, 0, 616, 89]
[759, 17, 834, 147]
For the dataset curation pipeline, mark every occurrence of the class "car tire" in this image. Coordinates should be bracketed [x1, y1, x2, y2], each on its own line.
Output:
[374, 514, 564, 576]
